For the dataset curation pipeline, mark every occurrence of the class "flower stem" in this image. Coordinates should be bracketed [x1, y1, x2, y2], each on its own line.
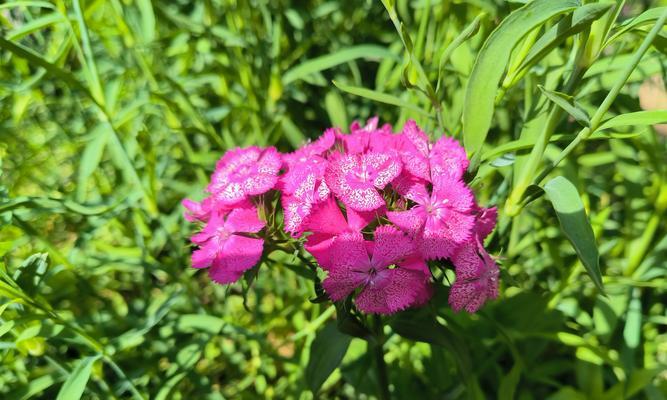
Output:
[373, 314, 391, 400]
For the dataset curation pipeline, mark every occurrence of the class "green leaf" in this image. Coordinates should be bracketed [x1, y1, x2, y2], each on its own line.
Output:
[0, 36, 94, 102]
[56, 354, 102, 400]
[332, 80, 430, 116]
[623, 288, 642, 349]
[324, 91, 349, 129]
[282, 45, 395, 85]
[305, 320, 351, 393]
[280, 116, 307, 148]
[7, 13, 64, 41]
[176, 314, 224, 334]
[0, 320, 15, 338]
[73, 0, 105, 105]
[543, 176, 604, 292]
[498, 363, 522, 400]
[603, 369, 662, 400]
[76, 126, 110, 202]
[7, 373, 58, 400]
[390, 311, 474, 387]
[518, 3, 615, 74]
[462, 0, 579, 154]
[538, 85, 591, 127]
[436, 13, 485, 93]
[598, 110, 667, 131]
[606, 7, 667, 46]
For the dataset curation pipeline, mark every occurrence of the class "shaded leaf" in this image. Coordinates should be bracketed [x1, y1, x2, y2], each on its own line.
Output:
[305, 321, 351, 393]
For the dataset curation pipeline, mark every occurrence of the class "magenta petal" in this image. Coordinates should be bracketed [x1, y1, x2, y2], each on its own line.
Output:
[224, 207, 265, 233]
[371, 225, 416, 267]
[219, 235, 264, 272]
[281, 156, 328, 195]
[391, 171, 426, 196]
[192, 243, 217, 269]
[399, 255, 430, 274]
[398, 120, 431, 180]
[191, 212, 227, 245]
[182, 197, 214, 222]
[387, 208, 425, 236]
[304, 233, 337, 270]
[330, 232, 370, 271]
[475, 206, 497, 240]
[355, 269, 423, 314]
[208, 146, 281, 205]
[322, 268, 367, 301]
[208, 267, 244, 284]
[303, 197, 348, 235]
[365, 152, 402, 189]
[431, 178, 474, 212]
[420, 211, 475, 259]
[282, 194, 313, 235]
[449, 281, 486, 313]
[449, 240, 499, 313]
[283, 129, 336, 168]
[325, 152, 401, 211]
[402, 120, 430, 158]
[430, 136, 469, 180]
[346, 206, 384, 232]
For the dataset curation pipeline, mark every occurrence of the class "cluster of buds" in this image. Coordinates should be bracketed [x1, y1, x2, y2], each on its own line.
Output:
[184, 118, 499, 314]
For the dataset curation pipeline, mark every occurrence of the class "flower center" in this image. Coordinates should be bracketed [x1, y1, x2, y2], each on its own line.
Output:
[216, 227, 232, 241]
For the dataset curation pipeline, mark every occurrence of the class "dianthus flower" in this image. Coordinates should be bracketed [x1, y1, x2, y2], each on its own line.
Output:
[301, 197, 380, 270]
[190, 207, 265, 284]
[208, 146, 281, 205]
[184, 118, 499, 315]
[397, 120, 468, 182]
[325, 151, 401, 211]
[322, 226, 431, 314]
[387, 178, 475, 259]
[448, 204, 499, 313]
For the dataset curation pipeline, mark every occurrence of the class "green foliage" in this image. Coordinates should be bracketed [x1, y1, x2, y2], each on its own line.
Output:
[1, 0, 667, 399]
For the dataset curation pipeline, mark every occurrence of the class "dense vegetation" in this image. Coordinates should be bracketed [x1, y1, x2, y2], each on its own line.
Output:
[1, 0, 666, 398]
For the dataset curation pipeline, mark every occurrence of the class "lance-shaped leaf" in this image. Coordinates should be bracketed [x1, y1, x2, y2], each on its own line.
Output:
[544, 176, 604, 292]
[463, 0, 579, 155]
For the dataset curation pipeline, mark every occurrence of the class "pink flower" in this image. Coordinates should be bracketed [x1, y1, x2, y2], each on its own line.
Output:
[207, 147, 281, 205]
[343, 117, 394, 154]
[397, 120, 469, 182]
[325, 152, 402, 211]
[322, 226, 431, 314]
[280, 145, 332, 236]
[283, 128, 336, 169]
[398, 120, 431, 181]
[281, 172, 330, 236]
[448, 239, 499, 313]
[430, 136, 469, 180]
[301, 197, 380, 269]
[190, 207, 265, 284]
[474, 205, 497, 240]
[387, 178, 475, 259]
[182, 196, 214, 222]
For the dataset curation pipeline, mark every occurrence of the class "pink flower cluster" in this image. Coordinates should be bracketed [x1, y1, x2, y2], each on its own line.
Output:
[184, 118, 499, 314]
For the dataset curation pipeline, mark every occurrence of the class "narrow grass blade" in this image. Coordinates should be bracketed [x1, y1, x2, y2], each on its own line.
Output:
[283, 45, 395, 85]
[333, 80, 430, 116]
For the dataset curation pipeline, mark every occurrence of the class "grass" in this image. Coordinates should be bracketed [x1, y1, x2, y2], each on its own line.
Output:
[1, 0, 667, 399]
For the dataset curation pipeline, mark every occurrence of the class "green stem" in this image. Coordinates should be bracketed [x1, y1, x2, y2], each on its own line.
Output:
[373, 314, 391, 400]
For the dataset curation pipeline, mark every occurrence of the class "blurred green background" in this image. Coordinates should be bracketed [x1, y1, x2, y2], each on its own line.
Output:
[1, 0, 667, 399]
